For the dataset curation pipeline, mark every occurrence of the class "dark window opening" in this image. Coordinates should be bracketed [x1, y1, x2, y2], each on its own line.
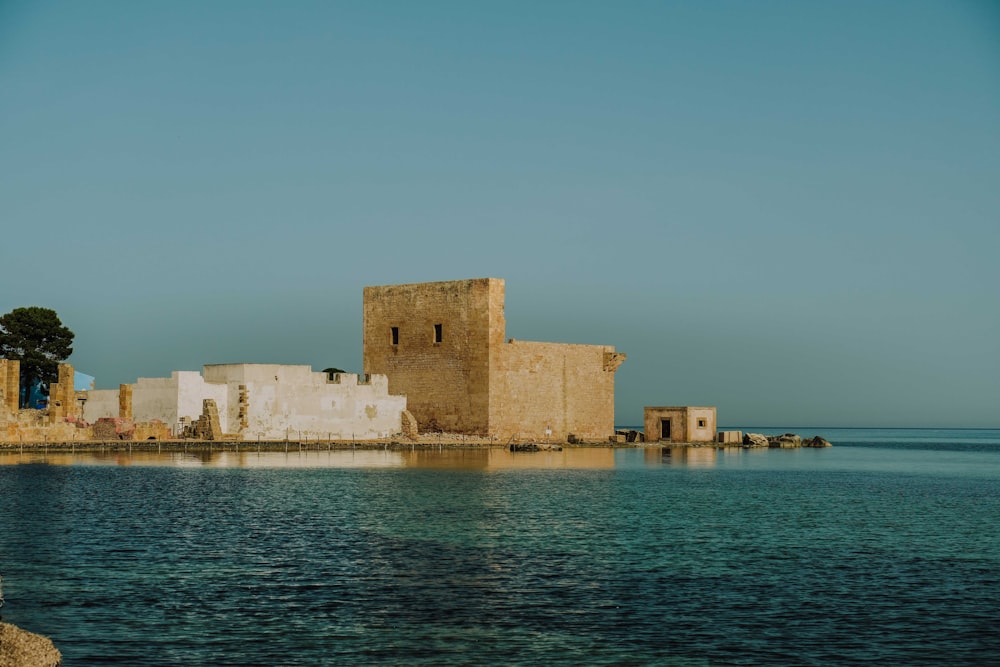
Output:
[434, 323, 443, 343]
[661, 419, 671, 440]
[391, 327, 399, 345]
[697, 419, 706, 428]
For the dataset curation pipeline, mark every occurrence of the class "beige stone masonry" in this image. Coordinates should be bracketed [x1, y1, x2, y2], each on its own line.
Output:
[0, 359, 19, 416]
[364, 278, 624, 442]
[193, 399, 224, 440]
[119, 384, 133, 420]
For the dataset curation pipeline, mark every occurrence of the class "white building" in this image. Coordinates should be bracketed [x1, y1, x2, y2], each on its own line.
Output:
[83, 364, 407, 440]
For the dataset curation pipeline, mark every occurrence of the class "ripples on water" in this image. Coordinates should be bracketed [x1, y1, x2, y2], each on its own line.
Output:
[1, 430, 998, 666]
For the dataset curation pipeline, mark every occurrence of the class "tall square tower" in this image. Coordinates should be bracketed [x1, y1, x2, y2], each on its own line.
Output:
[363, 278, 505, 433]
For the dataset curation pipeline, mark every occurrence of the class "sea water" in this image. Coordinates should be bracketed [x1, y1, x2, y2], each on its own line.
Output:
[0, 429, 998, 665]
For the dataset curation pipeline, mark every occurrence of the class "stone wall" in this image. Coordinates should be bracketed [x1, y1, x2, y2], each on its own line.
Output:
[363, 278, 624, 441]
[495, 341, 620, 441]
[46, 363, 79, 422]
[363, 278, 501, 434]
[203, 364, 406, 440]
[82, 364, 407, 441]
[81, 389, 120, 423]
[0, 358, 20, 415]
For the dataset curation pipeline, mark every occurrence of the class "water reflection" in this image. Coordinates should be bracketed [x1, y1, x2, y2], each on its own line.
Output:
[0, 446, 622, 469]
[656, 446, 720, 467]
[0, 449, 407, 468]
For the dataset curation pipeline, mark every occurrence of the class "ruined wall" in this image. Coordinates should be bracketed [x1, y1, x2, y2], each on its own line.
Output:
[82, 389, 122, 423]
[204, 364, 405, 440]
[83, 371, 228, 435]
[363, 278, 503, 433]
[47, 364, 79, 422]
[0, 359, 20, 416]
[494, 341, 621, 441]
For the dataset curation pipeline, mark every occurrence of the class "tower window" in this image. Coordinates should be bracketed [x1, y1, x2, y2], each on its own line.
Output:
[434, 323, 443, 343]
[391, 327, 399, 345]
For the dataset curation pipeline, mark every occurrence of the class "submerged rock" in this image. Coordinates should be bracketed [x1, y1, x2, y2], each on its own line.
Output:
[803, 436, 833, 447]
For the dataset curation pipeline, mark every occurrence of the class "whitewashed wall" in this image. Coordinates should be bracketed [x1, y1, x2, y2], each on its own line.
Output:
[82, 389, 120, 422]
[84, 365, 406, 440]
[205, 364, 405, 440]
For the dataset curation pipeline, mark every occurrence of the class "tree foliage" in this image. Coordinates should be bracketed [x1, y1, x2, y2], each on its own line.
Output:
[0, 307, 75, 408]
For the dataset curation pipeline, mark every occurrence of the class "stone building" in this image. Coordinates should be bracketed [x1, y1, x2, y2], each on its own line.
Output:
[644, 406, 717, 443]
[363, 278, 625, 442]
[83, 364, 407, 440]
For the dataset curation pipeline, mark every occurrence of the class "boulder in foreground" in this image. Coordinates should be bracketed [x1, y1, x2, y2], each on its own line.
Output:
[0, 622, 62, 667]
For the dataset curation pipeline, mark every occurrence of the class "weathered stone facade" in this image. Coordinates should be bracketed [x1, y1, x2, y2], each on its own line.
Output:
[644, 406, 717, 443]
[363, 278, 625, 441]
[0, 358, 20, 416]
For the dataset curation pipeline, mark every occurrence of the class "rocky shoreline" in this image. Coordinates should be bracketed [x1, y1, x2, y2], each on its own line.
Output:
[741, 433, 833, 448]
[0, 623, 61, 667]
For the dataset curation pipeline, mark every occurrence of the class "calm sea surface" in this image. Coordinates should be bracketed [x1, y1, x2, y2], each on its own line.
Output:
[1, 428, 998, 665]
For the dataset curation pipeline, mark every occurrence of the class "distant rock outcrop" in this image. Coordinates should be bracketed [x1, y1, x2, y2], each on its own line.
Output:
[740, 432, 832, 448]
[768, 433, 802, 448]
[0, 622, 62, 667]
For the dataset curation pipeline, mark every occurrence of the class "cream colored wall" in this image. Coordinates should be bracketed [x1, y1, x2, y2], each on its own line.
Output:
[494, 340, 618, 441]
[82, 389, 121, 422]
[204, 364, 405, 440]
[688, 407, 717, 442]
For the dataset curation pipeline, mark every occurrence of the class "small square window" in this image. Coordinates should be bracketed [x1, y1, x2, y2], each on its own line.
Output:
[697, 419, 706, 428]
[391, 327, 399, 345]
[434, 323, 443, 343]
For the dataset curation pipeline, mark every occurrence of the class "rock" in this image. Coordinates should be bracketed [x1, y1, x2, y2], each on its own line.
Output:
[0, 622, 62, 667]
[743, 433, 769, 447]
[768, 433, 802, 448]
[400, 410, 419, 439]
[803, 436, 832, 447]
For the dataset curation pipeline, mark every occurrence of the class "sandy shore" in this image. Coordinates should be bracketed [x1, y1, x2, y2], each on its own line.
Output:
[0, 623, 61, 667]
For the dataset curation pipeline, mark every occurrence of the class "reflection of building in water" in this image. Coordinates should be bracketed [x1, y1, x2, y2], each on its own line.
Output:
[656, 446, 718, 468]
[398, 448, 617, 470]
[0, 449, 408, 468]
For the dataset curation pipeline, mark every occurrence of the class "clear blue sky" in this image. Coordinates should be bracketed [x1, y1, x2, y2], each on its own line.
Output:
[2, 1, 998, 427]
